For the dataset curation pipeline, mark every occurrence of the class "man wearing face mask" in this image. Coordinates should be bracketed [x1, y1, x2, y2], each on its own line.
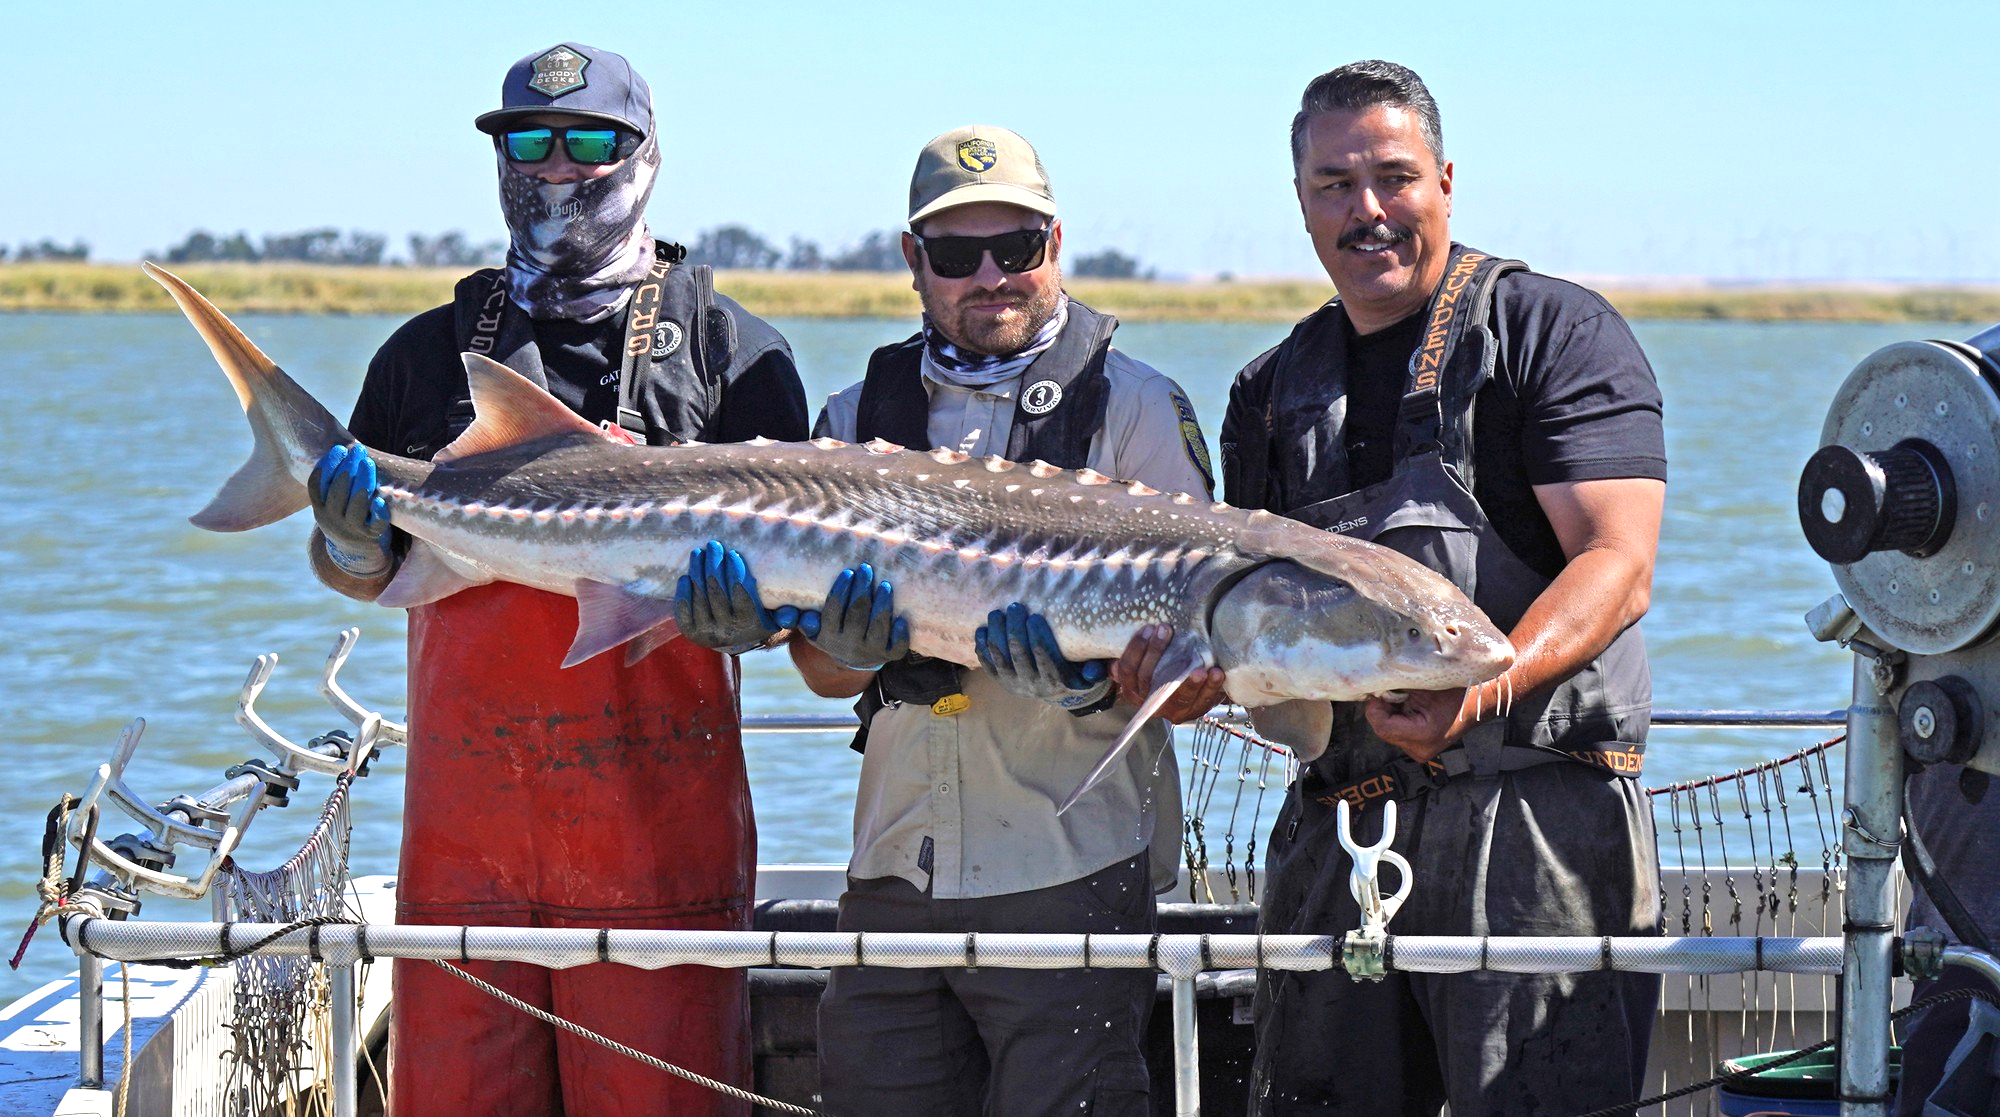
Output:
[305, 43, 807, 1116]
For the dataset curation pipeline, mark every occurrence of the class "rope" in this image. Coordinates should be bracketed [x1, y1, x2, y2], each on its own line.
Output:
[12, 796, 85, 969]
[1565, 985, 2000, 1117]
[430, 959, 818, 1116]
[1645, 734, 1844, 797]
[115, 963, 132, 1117]
[125, 914, 363, 969]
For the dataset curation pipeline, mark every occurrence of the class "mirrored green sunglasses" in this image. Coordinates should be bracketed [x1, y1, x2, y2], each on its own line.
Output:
[500, 126, 640, 166]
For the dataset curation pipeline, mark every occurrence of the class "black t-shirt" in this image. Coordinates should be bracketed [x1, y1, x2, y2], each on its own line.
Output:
[348, 293, 809, 459]
[1342, 310, 1427, 489]
[1224, 269, 1667, 578]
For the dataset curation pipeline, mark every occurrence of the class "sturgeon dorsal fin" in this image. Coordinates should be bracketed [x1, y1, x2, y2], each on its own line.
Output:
[438, 353, 618, 463]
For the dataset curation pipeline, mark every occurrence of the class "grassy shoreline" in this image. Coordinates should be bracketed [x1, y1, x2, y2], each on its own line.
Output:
[5, 261, 1999, 323]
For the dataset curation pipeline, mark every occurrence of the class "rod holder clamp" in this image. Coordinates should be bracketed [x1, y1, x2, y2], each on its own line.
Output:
[224, 758, 301, 807]
[1902, 928, 1948, 981]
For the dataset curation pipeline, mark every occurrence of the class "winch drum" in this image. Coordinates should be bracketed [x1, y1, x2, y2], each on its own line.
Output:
[1803, 338, 2000, 655]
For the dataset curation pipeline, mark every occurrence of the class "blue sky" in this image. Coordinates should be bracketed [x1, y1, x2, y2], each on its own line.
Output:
[15, 0, 1999, 281]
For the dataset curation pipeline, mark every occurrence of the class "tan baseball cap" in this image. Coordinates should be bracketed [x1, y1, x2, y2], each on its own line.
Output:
[908, 126, 1057, 227]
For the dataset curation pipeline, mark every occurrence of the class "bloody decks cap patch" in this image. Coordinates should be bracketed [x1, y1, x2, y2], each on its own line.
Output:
[528, 47, 589, 97]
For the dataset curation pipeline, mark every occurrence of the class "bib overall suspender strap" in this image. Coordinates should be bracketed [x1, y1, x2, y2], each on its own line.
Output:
[459, 241, 712, 446]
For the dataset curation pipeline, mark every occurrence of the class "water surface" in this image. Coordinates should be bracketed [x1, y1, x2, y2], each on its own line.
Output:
[0, 310, 1955, 1003]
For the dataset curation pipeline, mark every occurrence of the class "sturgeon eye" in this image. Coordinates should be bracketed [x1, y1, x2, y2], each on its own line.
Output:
[1407, 627, 1422, 643]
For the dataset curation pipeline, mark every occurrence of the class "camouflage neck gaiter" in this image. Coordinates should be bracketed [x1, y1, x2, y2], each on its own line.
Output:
[497, 129, 660, 322]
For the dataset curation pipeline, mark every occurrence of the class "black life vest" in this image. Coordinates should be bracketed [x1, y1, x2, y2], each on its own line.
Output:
[447, 240, 733, 449]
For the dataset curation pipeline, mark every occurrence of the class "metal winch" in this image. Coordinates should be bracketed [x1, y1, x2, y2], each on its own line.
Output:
[1796, 321, 2000, 1117]
[1799, 323, 2000, 775]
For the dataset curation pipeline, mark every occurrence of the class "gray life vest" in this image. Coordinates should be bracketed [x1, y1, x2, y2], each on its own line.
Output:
[844, 300, 1120, 749]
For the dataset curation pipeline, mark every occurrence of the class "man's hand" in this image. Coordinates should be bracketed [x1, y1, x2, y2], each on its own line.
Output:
[308, 445, 391, 576]
[673, 540, 781, 654]
[1111, 625, 1227, 723]
[974, 603, 1113, 712]
[1363, 687, 1473, 763]
[793, 564, 910, 670]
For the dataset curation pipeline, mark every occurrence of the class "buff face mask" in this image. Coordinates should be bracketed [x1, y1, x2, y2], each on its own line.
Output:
[497, 127, 661, 322]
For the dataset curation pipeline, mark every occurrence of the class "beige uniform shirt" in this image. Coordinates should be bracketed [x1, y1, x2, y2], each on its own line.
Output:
[818, 346, 1215, 898]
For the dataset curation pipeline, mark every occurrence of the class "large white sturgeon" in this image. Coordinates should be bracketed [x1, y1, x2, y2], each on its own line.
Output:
[149, 263, 1513, 812]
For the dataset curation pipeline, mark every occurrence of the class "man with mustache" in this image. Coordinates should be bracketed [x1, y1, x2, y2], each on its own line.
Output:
[1223, 61, 1667, 1114]
[304, 42, 807, 1116]
[776, 125, 1222, 1116]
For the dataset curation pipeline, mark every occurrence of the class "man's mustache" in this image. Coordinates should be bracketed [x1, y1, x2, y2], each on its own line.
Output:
[1337, 222, 1413, 250]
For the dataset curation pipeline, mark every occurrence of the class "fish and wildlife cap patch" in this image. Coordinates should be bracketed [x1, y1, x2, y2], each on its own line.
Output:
[909, 125, 1057, 226]
[475, 42, 655, 137]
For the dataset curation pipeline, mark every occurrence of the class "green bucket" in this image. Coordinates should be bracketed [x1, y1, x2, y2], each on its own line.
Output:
[1717, 1048, 1902, 1117]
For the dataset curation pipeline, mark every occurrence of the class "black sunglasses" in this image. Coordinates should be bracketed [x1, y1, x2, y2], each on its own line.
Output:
[500, 126, 641, 166]
[912, 228, 1050, 280]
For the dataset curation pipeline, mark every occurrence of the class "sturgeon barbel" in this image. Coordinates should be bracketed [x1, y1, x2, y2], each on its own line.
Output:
[150, 263, 1513, 811]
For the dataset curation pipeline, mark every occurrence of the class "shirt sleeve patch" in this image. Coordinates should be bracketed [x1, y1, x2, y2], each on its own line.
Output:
[1169, 388, 1215, 494]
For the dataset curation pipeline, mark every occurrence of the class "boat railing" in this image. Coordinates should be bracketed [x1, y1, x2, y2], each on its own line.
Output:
[27, 631, 1947, 1117]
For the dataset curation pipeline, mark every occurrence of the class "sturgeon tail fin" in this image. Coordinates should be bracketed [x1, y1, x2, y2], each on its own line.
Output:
[144, 262, 352, 532]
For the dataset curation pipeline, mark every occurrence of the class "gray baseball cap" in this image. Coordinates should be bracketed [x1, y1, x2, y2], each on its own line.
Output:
[474, 43, 654, 136]
[908, 125, 1057, 227]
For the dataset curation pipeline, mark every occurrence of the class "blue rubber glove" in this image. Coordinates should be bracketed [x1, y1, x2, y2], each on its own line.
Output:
[975, 603, 1113, 712]
[673, 541, 781, 654]
[794, 564, 910, 671]
[308, 445, 391, 576]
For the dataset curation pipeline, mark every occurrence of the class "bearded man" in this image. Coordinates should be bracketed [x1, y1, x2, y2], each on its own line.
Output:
[671, 124, 1224, 1116]
[304, 42, 807, 1117]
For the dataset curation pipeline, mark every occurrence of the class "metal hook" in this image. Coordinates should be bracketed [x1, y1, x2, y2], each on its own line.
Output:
[1337, 798, 1413, 930]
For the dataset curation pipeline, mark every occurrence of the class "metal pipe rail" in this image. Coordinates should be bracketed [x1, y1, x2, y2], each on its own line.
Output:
[58, 917, 1849, 1117]
[61, 918, 1849, 977]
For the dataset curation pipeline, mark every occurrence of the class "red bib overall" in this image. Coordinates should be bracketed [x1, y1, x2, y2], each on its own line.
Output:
[386, 582, 754, 1116]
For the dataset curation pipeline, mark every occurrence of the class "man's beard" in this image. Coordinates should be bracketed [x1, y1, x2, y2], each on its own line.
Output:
[916, 272, 1064, 356]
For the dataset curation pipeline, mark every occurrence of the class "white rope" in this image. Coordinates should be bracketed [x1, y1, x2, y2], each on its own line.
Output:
[430, 960, 816, 1116]
[115, 964, 131, 1117]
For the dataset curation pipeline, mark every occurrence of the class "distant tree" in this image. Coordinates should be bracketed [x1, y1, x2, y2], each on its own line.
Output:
[14, 238, 91, 262]
[262, 228, 385, 265]
[335, 231, 388, 266]
[260, 228, 340, 262]
[689, 224, 782, 270]
[0, 245, 9, 262]
[1069, 247, 1151, 280]
[785, 236, 825, 271]
[827, 230, 906, 272]
[408, 231, 505, 268]
[164, 230, 260, 263]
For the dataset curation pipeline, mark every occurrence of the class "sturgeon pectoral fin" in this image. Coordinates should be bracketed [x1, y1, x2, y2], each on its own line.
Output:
[1056, 642, 1207, 817]
[565, 581, 681, 668]
[1248, 699, 1335, 762]
[439, 354, 620, 463]
[377, 542, 489, 609]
